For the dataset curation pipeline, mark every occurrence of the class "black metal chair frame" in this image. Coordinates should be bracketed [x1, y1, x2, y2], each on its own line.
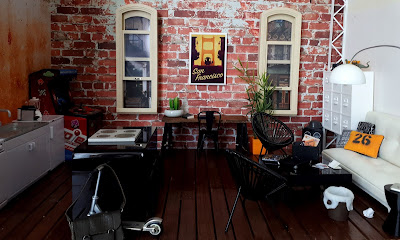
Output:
[197, 111, 222, 152]
[225, 149, 288, 232]
[251, 112, 294, 159]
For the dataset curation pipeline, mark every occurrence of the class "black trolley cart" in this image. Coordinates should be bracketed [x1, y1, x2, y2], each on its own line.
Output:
[68, 126, 163, 237]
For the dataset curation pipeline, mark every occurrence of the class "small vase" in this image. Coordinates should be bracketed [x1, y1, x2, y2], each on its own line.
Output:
[164, 109, 183, 117]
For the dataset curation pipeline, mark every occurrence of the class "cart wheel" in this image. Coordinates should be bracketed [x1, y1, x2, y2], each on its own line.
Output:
[149, 223, 162, 236]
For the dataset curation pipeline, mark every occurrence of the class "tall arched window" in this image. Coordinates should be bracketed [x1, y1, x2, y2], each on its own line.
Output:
[116, 4, 158, 113]
[259, 8, 302, 116]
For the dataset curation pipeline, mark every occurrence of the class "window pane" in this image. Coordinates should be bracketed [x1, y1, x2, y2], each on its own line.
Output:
[267, 20, 292, 41]
[267, 64, 290, 87]
[267, 45, 291, 60]
[125, 34, 150, 58]
[125, 61, 150, 77]
[125, 17, 150, 30]
[123, 80, 151, 108]
[272, 91, 290, 110]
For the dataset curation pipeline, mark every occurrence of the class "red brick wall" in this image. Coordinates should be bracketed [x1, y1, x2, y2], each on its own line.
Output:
[50, 0, 343, 149]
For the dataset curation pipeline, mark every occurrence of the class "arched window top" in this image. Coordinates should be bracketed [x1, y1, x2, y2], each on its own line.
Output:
[117, 4, 157, 16]
[261, 7, 302, 19]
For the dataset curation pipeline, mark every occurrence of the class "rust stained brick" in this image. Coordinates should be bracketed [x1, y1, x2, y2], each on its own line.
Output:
[61, 0, 91, 5]
[71, 16, 93, 24]
[168, 19, 185, 25]
[309, 22, 330, 30]
[74, 41, 96, 49]
[236, 45, 258, 54]
[51, 49, 61, 57]
[98, 42, 116, 49]
[57, 7, 79, 14]
[51, 15, 68, 22]
[63, 49, 84, 56]
[312, 102, 323, 108]
[51, 57, 70, 65]
[51, 23, 60, 31]
[98, 51, 108, 58]
[197, 11, 218, 18]
[174, 10, 195, 18]
[99, 75, 116, 82]
[77, 74, 97, 81]
[80, 8, 103, 15]
[315, 31, 330, 39]
[86, 25, 106, 33]
[92, 33, 104, 41]
[51, 41, 64, 48]
[80, 33, 91, 41]
[88, 90, 116, 98]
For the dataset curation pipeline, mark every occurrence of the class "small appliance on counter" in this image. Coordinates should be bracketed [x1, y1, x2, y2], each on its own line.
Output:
[18, 97, 43, 121]
[17, 106, 36, 121]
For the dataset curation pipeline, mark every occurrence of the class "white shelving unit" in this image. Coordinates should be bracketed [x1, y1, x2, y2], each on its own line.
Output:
[322, 71, 374, 147]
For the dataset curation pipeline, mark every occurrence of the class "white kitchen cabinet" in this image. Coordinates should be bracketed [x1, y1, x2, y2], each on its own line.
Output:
[5, 132, 50, 198]
[3, 124, 50, 200]
[0, 150, 7, 208]
[46, 116, 65, 170]
[323, 71, 374, 134]
[14, 115, 65, 170]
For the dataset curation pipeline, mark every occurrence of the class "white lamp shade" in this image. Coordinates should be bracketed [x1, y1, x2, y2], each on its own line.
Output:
[329, 64, 366, 84]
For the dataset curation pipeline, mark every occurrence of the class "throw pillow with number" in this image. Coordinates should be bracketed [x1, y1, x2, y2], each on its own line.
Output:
[344, 131, 384, 158]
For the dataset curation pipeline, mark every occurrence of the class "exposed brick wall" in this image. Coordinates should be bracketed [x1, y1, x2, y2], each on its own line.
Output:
[50, 0, 343, 149]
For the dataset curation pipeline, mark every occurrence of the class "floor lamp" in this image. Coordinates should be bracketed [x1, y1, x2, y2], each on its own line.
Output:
[330, 45, 400, 84]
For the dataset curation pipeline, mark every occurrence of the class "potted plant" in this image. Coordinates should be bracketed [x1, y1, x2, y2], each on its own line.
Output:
[164, 97, 183, 117]
[235, 59, 275, 155]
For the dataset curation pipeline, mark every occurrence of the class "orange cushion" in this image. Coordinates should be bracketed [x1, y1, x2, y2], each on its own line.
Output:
[344, 131, 384, 158]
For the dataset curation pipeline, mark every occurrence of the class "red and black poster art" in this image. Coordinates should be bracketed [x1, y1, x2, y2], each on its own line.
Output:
[189, 33, 227, 85]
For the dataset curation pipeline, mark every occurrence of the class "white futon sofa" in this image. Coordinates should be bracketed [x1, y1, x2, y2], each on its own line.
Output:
[322, 111, 400, 210]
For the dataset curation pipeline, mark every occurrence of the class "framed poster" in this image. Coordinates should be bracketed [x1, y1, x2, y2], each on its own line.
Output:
[189, 32, 227, 85]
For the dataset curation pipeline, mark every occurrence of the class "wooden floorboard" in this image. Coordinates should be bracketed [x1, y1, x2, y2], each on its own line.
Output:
[0, 149, 399, 240]
[196, 151, 216, 240]
[160, 150, 185, 240]
[178, 150, 196, 240]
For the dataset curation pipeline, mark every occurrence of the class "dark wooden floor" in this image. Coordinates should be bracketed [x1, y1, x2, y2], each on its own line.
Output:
[0, 149, 398, 240]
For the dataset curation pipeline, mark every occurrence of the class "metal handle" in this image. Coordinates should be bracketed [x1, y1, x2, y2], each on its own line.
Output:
[50, 126, 54, 139]
[28, 142, 35, 151]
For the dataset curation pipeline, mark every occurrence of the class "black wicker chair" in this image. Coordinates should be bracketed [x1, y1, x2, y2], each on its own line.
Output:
[225, 149, 288, 232]
[252, 112, 294, 158]
[197, 111, 222, 152]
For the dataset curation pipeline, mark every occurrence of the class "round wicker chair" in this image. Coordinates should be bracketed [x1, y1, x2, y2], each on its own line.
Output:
[251, 112, 294, 157]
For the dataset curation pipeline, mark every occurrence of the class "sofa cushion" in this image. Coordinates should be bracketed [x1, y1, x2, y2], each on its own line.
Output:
[365, 111, 400, 168]
[323, 148, 400, 206]
[357, 121, 375, 134]
[344, 131, 384, 158]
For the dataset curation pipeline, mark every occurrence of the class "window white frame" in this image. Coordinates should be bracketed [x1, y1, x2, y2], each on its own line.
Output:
[116, 4, 158, 113]
[259, 8, 302, 116]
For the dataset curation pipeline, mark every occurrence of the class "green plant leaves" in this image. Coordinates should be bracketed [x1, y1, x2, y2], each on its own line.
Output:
[235, 59, 275, 116]
[169, 97, 180, 110]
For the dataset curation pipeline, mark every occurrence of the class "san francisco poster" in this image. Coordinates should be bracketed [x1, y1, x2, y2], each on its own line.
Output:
[189, 33, 227, 85]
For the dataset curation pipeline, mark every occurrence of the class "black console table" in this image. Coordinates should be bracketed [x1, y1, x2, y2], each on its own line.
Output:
[70, 126, 161, 221]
